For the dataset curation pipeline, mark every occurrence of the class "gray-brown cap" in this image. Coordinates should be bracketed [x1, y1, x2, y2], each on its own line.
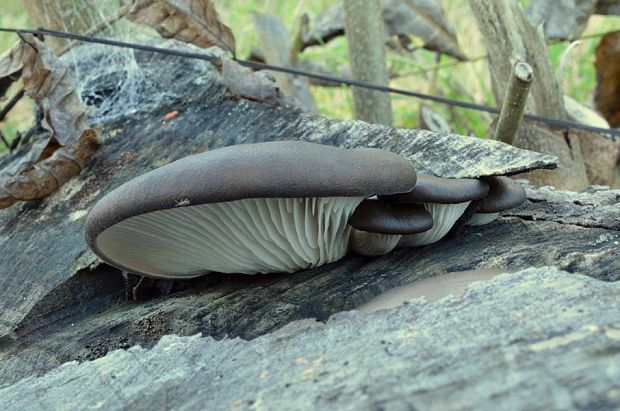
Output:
[379, 175, 489, 204]
[349, 200, 433, 235]
[85, 140, 418, 278]
[348, 200, 434, 256]
[475, 176, 526, 213]
[377, 175, 489, 247]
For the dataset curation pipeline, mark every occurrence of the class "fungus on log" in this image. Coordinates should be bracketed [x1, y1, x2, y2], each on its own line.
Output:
[349, 200, 433, 256]
[468, 176, 527, 226]
[0, 38, 558, 341]
[380, 175, 489, 246]
[85, 141, 417, 277]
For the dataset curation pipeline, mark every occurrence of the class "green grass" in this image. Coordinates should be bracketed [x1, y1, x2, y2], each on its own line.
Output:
[0, 0, 618, 152]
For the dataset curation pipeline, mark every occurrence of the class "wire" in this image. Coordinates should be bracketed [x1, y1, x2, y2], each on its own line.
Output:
[0, 27, 618, 140]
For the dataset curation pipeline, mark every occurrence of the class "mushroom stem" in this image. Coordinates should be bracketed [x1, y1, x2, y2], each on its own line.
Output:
[349, 228, 401, 256]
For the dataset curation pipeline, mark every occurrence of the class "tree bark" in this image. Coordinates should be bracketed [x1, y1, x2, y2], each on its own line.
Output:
[469, 0, 565, 119]
[343, 0, 393, 126]
[470, 0, 590, 190]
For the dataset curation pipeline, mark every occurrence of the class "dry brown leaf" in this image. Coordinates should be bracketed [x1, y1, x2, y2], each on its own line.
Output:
[526, 0, 598, 41]
[594, 31, 620, 127]
[21, 37, 93, 148]
[252, 12, 316, 111]
[127, 0, 235, 53]
[303, 0, 465, 60]
[527, 0, 620, 41]
[0, 34, 100, 209]
[0, 130, 100, 208]
[526, 0, 620, 40]
[219, 58, 298, 108]
[0, 42, 24, 98]
[418, 105, 451, 133]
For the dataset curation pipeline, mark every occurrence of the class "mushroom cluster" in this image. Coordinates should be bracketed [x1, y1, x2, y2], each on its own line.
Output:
[85, 141, 526, 278]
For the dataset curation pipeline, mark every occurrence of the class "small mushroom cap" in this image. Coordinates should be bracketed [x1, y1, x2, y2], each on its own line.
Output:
[475, 176, 526, 213]
[378, 174, 489, 204]
[349, 200, 433, 235]
[86, 140, 418, 244]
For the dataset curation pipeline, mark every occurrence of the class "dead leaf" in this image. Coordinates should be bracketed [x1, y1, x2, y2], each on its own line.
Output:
[0, 35, 100, 209]
[381, 0, 466, 60]
[418, 105, 451, 133]
[0, 130, 100, 208]
[252, 12, 316, 111]
[302, 0, 465, 60]
[219, 58, 299, 108]
[594, 31, 620, 127]
[21, 38, 93, 149]
[527, 0, 620, 41]
[526, 0, 598, 41]
[0, 43, 24, 98]
[127, 0, 235, 53]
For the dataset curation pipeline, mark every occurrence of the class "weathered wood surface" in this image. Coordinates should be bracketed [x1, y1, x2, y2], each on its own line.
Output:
[0, 41, 556, 339]
[0, 40, 618, 408]
[1, 182, 619, 387]
[3, 267, 620, 410]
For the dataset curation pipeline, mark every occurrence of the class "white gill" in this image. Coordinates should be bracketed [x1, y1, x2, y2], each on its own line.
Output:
[397, 202, 470, 247]
[96, 196, 364, 278]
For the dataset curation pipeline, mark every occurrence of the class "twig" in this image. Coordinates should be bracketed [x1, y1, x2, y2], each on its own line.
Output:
[343, 0, 392, 126]
[494, 61, 533, 145]
[0, 129, 9, 149]
[396, 29, 620, 78]
[0, 88, 25, 125]
[557, 40, 582, 91]
[289, 13, 309, 67]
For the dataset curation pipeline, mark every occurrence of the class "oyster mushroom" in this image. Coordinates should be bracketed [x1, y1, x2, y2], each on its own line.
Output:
[348, 199, 433, 256]
[85, 141, 417, 278]
[379, 175, 489, 247]
[467, 176, 526, 226]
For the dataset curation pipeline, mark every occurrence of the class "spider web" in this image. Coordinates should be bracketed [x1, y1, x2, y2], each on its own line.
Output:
[40, 0, 183, 124]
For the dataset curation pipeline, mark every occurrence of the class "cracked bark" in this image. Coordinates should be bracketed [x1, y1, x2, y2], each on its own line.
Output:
[469, 0, 595, 189]
[1, 40, 615, 407]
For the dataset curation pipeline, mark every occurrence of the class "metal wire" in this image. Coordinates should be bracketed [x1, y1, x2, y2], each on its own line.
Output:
[0, 26, 618, 140]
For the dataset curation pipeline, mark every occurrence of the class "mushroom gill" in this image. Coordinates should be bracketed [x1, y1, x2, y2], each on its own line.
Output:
[379, 175, 489, 247]
[95, 197, 363, 277]
[467, 176, 526, 226]
[85, 141, 418, 278]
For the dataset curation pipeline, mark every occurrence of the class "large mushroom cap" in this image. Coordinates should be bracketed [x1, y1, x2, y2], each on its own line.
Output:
[349, 200, 433, 235]
[85, 141, 417, 278]
[476, 176, 526, 213]
[379, 175, 489, 204]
